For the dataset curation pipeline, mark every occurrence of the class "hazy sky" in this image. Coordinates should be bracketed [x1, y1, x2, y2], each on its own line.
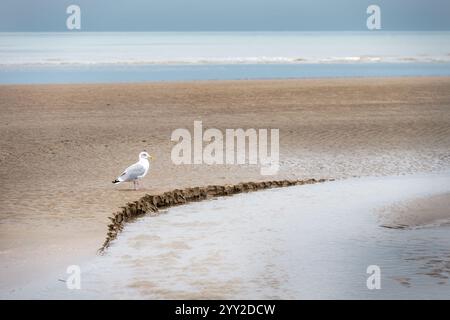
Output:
[1, 0, 449, 31]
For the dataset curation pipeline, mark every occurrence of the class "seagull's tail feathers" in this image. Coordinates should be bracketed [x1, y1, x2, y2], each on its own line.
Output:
[112, 179, 122, 184]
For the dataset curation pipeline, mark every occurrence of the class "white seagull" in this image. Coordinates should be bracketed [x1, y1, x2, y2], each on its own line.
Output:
[113, 151, 153, 190]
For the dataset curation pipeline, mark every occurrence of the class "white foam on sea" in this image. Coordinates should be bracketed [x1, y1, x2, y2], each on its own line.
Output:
[1, 31, 450, 66]
[44, 172, 450, 299]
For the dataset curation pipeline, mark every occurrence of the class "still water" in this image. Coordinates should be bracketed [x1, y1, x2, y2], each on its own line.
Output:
[54, 173, 450, 299]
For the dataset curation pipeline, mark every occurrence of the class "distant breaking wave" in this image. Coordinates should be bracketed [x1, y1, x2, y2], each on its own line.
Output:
[2, 31, 450, 67]
[1, 55, 450, 67]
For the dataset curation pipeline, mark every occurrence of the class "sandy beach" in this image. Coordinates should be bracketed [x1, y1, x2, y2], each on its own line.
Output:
[1, 77, 450, 296]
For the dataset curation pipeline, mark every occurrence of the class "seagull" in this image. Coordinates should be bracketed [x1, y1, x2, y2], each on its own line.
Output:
[112, 151, 153, 190]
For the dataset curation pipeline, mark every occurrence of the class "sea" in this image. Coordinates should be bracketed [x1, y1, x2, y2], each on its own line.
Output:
[1, 31, 450, 83]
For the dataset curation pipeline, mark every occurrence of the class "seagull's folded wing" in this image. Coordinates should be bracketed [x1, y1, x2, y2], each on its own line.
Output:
[119, 162, 146, 181]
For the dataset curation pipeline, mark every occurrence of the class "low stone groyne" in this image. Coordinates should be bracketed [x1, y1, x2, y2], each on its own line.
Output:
[99, 178, 330, 253]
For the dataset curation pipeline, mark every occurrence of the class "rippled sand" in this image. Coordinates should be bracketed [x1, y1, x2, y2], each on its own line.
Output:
[1, 77, 450, 295]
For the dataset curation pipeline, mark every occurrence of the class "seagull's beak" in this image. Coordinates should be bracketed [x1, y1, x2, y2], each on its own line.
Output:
[150, 155, 154, 160]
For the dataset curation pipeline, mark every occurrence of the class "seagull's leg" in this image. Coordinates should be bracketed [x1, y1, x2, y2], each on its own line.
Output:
[133, 180, 137, 190]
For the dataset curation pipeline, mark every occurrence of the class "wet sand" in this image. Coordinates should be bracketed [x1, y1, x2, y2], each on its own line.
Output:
[1, 77, 450, 294]
[378, 192, 450, 228]
[16, 173, 450, 299]
[82, 173, 450, 299]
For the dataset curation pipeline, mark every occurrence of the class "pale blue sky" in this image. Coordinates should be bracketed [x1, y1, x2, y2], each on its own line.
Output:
[1, 0, 449, 31]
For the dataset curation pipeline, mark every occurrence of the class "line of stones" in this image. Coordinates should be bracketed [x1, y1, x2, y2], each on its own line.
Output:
[99, 178, 330, 253]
